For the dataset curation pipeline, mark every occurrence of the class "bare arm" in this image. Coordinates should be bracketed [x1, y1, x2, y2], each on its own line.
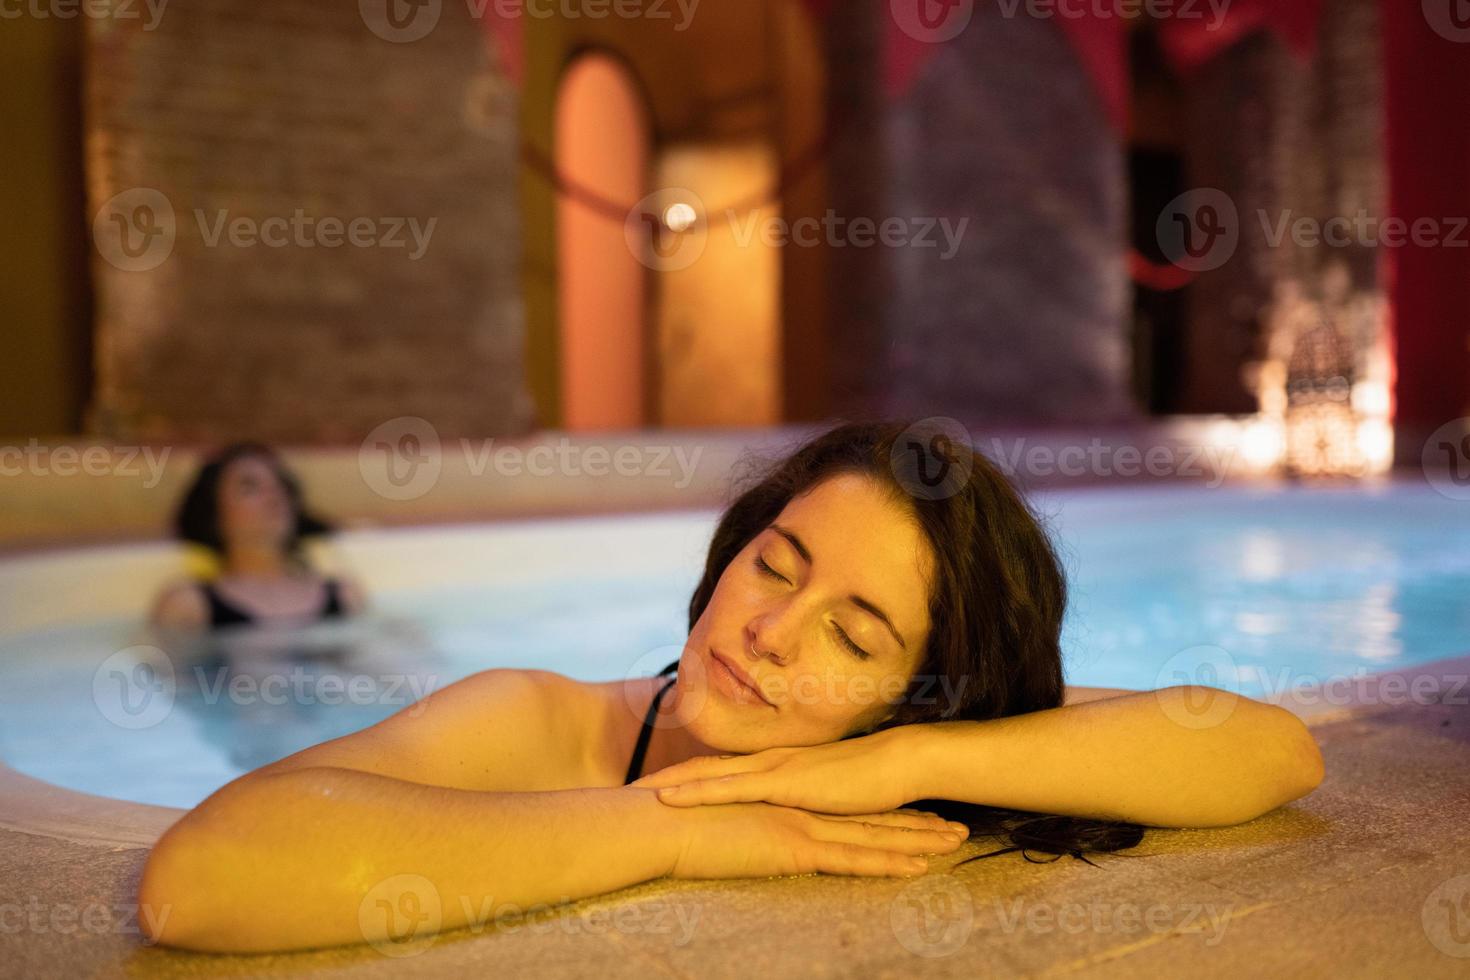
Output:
[139, 773, 684, 952]
[901, 686, 1324, 827]
[140, 669, 965, 952]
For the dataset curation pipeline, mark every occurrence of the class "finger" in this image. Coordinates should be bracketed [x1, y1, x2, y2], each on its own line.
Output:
[809, 819, 967, 856]
[630, 754, 758, 789]
[653, 773, 770, 807]
[804, 841, 930, 878]
[819, 811, 967, 836]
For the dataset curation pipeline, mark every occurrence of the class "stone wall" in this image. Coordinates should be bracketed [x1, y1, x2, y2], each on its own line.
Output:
[866, 3, 1134, 425]
[85, 0, 529, 444]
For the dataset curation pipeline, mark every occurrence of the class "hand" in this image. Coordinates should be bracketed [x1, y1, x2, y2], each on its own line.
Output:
[630, 728, 926, 815]
[668, 801, 968, 880]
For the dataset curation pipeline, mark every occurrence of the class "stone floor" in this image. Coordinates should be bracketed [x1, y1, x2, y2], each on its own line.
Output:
[3, 655, 1468, 979]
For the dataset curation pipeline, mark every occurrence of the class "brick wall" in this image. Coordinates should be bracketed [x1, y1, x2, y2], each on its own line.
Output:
[85, 0, 530, 444]
[871, 3, 1134, 425]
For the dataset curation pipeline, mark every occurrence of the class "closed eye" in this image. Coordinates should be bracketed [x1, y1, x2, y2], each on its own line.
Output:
[751, 555, 871, 660]
[753, 555, 786, 582]
[832, 624, 871, 660]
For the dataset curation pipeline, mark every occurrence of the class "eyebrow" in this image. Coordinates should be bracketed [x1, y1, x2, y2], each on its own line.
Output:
[767, 523, 909, 652]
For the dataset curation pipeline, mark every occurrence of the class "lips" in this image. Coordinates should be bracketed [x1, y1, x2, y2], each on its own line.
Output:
[709, 648, 775, 707]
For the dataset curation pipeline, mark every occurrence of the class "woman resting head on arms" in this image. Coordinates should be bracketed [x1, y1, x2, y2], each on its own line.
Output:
[138, 420, 1323, 953]
[150, 443, 366, 632]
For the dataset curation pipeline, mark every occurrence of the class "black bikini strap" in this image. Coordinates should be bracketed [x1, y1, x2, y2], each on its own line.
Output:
[623, 661, 680, 785]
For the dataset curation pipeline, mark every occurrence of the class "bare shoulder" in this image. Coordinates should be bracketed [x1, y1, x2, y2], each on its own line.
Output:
[250, 667, 604, 792]
[1062, 684, 1138, 706]
[151, 580, 209, 630]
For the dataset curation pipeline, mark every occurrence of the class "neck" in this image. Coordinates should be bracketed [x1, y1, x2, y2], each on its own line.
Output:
[638, 676, 720, 776]
[222, 542, 293, 579]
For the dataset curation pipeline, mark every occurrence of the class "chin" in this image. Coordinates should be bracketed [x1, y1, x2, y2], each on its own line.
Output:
[672, 691, 781, 754]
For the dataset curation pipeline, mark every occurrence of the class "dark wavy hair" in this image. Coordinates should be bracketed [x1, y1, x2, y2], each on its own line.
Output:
[681, 418, 1145, 864]
[174, 443, 332, 559]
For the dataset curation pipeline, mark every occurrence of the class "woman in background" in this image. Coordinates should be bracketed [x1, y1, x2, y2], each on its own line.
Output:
[151, 443, 367, 631]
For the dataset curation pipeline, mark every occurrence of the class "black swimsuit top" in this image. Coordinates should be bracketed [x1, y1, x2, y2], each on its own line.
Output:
[199, 578, 345, 629]
[623, 662, 680, 785]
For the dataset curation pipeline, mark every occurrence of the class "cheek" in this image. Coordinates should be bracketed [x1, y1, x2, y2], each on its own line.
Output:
[790, 666, 909, 726]
[218, 493, 248, 527]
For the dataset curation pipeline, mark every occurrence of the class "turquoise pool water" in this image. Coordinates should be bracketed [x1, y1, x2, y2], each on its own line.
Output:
[2, 481, 1466, 809]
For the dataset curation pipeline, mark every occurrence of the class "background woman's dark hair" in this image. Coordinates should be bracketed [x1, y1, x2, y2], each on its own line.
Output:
[683, 418, 1145, 864]
[175, 442, 332, 559]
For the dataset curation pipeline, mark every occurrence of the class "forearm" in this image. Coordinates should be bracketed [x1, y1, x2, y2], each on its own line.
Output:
[902, 687, 1324, 827]
[140, 768, 681, 953]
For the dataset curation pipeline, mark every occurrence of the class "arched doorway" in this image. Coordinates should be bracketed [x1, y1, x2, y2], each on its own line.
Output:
[554, 53, 650, 431]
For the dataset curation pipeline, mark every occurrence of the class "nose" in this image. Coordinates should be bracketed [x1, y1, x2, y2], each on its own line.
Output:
[747, 622, 792, 666]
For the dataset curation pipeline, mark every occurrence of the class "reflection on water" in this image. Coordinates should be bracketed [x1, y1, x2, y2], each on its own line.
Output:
[164, 618, 442, 773]
[0, 615, 451, 808]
